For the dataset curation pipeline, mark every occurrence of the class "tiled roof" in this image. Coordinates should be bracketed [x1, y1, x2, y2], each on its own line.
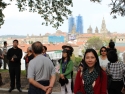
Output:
[44, 43, 78, 52]
[116, 46, 125, 52]
[18, 44, 31, 53]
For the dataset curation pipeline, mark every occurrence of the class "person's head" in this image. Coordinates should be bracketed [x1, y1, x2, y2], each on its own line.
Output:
[109, 40, 115, 49]
[83, 49, 102, 74]
[100, 46, 107, 56]
[13, 39, 18, 48]
[62, 44, 74, 56]
[107, 50, 118, 63]
[32, 41, 43, 55]
[62, 49, 71, 62]
[27, 47, 32, 53]
[43, 46, 47, 53]
[4, 41, 7, 46]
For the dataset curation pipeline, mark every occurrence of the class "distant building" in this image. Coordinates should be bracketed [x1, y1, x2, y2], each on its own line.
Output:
[116, 37, 125, 43]
[68, 16, 75, 33]
[100, 17, 108, 34]
[87, 25, 93, 34]
[68, 25, 78, 41]
[95, 27, 99, 33]
[48, 36, 64, 43]
[76, 15, 83, 34]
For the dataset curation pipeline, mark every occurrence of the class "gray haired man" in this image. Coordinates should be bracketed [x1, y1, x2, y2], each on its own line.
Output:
[28, 41, 56, 94]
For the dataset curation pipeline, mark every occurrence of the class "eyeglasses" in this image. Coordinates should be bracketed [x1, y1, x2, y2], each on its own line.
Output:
[101, 50, 106, 52]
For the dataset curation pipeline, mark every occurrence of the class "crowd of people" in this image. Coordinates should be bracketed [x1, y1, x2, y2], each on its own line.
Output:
[0, 39, 125, 94]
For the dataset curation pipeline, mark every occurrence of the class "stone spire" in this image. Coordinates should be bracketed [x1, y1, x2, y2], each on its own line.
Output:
[100, 17, 108, 33]
[87, 25, 92, 33]
[95, 27, 99, 33]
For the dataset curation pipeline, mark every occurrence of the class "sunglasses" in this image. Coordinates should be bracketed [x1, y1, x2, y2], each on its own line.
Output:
[101, 50, 106, 52]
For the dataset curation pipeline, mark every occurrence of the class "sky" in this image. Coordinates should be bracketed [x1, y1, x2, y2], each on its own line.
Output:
[0, 0, 125, 36]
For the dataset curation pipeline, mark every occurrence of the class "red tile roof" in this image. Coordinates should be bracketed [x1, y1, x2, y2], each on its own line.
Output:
[116, 46, 125, 52]
[18, 44, 31, 53]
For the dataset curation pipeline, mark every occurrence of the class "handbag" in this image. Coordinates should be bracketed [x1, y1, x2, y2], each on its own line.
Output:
[107, 63, 112, 89]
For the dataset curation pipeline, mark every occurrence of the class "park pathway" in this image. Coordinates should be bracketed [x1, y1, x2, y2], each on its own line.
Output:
[0, 88, 60, 94]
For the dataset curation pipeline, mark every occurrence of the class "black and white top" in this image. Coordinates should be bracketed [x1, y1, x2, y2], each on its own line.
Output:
[106, 61, 125, 82]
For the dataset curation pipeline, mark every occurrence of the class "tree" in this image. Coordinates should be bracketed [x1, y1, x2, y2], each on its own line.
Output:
[30, 41, 33, 44]
[85, 36, 103, 50]
[1, 0, 125, 28]
[74, 57, 82, 67]
[91, 0, 125, 18]
[0, 0, 72, 28]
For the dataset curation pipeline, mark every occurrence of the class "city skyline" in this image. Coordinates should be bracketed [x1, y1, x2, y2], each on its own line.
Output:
[76, 15, 83, 34]
[0, 0, 125, 35]
[68, 16, 75, 33]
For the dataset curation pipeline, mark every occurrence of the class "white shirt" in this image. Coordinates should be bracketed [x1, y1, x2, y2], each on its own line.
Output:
[99, 56, 109, 68]
[2, 46, 8, 55]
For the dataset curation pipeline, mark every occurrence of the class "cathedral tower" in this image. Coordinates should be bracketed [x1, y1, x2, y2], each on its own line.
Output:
[100, 17, 108, 34]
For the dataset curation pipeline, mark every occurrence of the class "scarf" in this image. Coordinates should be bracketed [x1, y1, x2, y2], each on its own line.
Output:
[83, 68, 98, 94]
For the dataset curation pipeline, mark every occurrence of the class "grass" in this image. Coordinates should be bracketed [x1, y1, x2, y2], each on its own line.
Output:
[0, 69, 8, 72]
[0, 69, 26, 76]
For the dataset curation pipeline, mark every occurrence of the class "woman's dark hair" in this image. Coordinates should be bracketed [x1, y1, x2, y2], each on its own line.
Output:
[43, 46, 47, 51]
[4, 41, 7, 45]
[107, 50, 118, 63]
[83, 49, 102, 76]
[62, 49, 71, 64]
[99, 46, 107, 55]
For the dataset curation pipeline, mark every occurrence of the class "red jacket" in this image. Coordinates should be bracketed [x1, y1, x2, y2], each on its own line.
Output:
[74, 70, 107, 94]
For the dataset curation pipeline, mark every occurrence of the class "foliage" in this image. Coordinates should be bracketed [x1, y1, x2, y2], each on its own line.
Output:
[91, 0, 125, 18]
[82, 49, 85, 54]
[102, 38, 110, 47]
[74, 57, 82, 67]
[85, 36, 103, 50]
[0, 0, 73, 28]
[1, 0, 125, 28]
[71, 53, 75, 62]
[0, 1, 8, 28]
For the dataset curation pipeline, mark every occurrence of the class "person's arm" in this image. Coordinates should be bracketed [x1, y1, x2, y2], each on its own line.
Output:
[101, 71, 107, 94]
[49, 75, 56, 87]
[14, 49, 22, 61]
[29, 78, 50, 91]
[29, 79, 46, 90]
[49, 63, 56, 87]
[63, 61, 73, 76]
[7, 49, 12, 61]
[74, 70, 82, 94]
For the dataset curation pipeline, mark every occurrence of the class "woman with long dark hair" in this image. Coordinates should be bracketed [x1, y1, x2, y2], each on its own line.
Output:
[74, 49, 107, 94]
[99, 46, 109, 71]
[59, 49, 73, 94]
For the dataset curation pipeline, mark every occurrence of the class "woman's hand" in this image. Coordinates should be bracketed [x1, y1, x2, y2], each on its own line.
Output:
[60, 74, 65, 79]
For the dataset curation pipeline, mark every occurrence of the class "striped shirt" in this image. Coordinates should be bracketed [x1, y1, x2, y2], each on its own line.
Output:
[106, 61, 125, 82]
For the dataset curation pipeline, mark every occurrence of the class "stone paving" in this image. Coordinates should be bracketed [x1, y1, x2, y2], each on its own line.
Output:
[0, 88, 60, 94]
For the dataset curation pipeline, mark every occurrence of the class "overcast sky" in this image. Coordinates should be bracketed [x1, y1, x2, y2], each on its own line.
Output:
[0, 0, 125, 36]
